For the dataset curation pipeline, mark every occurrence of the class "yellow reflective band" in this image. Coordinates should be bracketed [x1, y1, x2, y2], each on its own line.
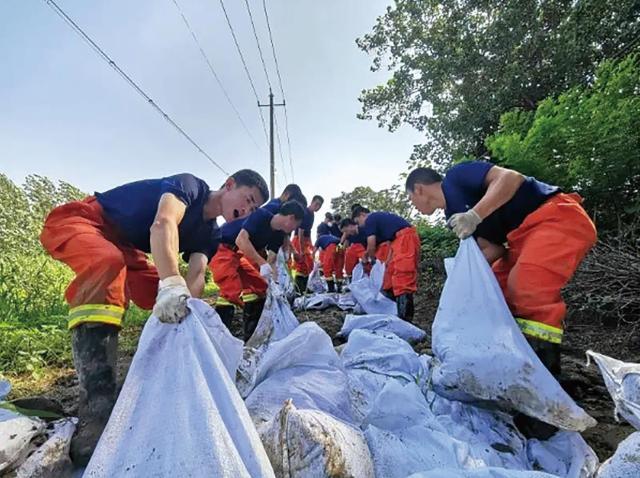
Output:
[67, 304, 124, 330]
[241, 293, 259, 303]
[215, 296, 236, 307]
[515, 318, 563, 344]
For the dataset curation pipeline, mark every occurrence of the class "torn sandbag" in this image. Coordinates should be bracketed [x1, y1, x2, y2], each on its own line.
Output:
[586, 351, 640, 430]
[0, 409, 46, 474]
[432, 239, 596, 432]
[306, 261, 328, 293]
[349, 262, 397, 315]
[84, 299, 274, 478]
[526, 431, 598, 478]
[596, 431, 640, 478]
[408, 468, 558, 478]
[246, 279, 299, 349]
[259, 400, 374, 478]
[338, 313, 426, 343]
[242, 322, 353, 426]
[16, 417, 77, 478]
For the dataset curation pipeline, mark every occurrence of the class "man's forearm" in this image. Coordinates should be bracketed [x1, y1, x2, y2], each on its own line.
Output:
[150, 219, 181, 279]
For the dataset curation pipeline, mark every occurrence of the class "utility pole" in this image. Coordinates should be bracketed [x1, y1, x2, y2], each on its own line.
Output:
[259, 90, 285, 199]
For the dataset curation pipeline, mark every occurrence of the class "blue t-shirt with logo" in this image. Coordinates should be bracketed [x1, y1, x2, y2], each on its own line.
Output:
[95, 173, 219, 261]
[442, 161, 559, 244]
[362, 212, 411, 243]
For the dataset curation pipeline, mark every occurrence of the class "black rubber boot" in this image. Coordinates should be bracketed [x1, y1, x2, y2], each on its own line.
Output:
[527, 336, 562, 377]
[70, 323, 119, 466]
[335, 280, 343, 294]
[382, 289, 396, 301]
[295, 275, 308, 295]
[327, 280, 335, 293]
[215, 305, 235, 330]
[243, 298, 266, 342]
[396, 294, 415, 323]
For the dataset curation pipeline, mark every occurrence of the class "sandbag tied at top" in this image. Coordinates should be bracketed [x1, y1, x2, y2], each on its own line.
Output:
[349, 262, 397, 315]
[431, 238, 596, 432]
[84, 299, 275, 478]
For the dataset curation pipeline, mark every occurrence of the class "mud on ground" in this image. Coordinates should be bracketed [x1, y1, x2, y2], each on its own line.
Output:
[10, 271, 640, 461]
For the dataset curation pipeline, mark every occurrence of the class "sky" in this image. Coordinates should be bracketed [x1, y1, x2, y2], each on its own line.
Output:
[0, 0, 425, 220]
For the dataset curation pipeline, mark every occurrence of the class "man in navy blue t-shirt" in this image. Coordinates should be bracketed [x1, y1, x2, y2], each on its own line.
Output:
[313, 234, 345, 292]
[210, 201, 304, 340]
[405, 161, 597, 377]
[40, 170, 268, 463]
[292, 195, 324, 293]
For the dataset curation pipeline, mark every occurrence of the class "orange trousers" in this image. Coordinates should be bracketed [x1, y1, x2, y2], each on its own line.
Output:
[345, 243, 366, 277]
[492, 193, 597, 343]
[210, 245, 267, 307]
[291, 235, 313, 277]
[40, 197, 158, 329]
[319, 243, 345, 282]
[382, 227, 420, 296]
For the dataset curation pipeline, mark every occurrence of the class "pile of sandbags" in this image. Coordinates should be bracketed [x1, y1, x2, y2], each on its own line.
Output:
[338, 313, 426, 343]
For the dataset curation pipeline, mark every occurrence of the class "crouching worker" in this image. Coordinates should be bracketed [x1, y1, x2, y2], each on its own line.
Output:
[211, 201, 305, 340]
[339, 218, 368, 281]
[291, 195, 324, 293]
[40, 171, 269, 464]
[352, 206, 421, 322]
[405, 161, 597, 376]
[314, 234, 345, 292]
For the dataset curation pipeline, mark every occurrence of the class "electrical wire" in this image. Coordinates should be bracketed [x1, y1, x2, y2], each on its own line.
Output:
[243, 0, 272, 91]
[274, 114, 288, 184]
[170, 0, 262, 151]
[43, 0, 229, 175]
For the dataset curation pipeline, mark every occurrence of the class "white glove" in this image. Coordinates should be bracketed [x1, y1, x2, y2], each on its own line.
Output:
[259, 263, 274, 279]
[153, 275, 191, 323]
[447, 209, 482, 239]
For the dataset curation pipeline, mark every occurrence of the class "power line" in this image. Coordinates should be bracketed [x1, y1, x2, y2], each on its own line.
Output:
[170, 0, 262, 151]
[42, 0, 229, 175]
[262, 0, 294, 181]
[243, 0, 272, 91]
[218, 0, 269, 142]
[274, 113, 288, 184]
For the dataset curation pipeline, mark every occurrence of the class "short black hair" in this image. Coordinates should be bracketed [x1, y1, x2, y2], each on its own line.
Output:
[279, 200, 305, 220]
[405, 167, 443, 193]
[350, 203, 362, 212]
[311, 195, 324, 205]
[325, 212, 334, 221]
[333, 213, 342, 222]
[295, 193, 308, 209]
[230, 169, 269, 205]
[340, 218, 356, 229]
[351, 206, 370, 219]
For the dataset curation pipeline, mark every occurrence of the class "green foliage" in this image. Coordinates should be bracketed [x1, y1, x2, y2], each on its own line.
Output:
[331, 185, 415, 220]
[415, 222, 458, 263]
[486, 55, 640, 229]
[358, 0, 640, 167]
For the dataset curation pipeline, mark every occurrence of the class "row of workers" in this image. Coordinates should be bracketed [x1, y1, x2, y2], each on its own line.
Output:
[40, 160, 595, 462]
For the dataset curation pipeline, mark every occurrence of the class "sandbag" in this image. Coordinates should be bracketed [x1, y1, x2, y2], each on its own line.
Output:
[408, 469, 558, 478]
[276, 249, 295, 301]
[16, 418, 77, 478]
[349, 262, 397, 315]
[246, 279, 299, 349]
[259, 400, 374, 478]
[337, 292, 356, 310]
[307, 261, 328, 294]
[432, 239, 596, 431]
[586, 350, 640, 430]
[242, 322, 353, 427]
[84, 299, 274, 478]
[338, 313, 426, 343]
[0, 409, 46, 474]
[526, 431, 598, 478]
[293, 293, 338, 311]
[596, 431, 640, 478]
[0, 379, 10, 400]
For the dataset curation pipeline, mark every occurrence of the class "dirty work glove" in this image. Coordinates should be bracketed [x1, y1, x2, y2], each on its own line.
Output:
[448, 209, 482, 239]
[259, 263, 274, 280]
[153, 275, 191, 323]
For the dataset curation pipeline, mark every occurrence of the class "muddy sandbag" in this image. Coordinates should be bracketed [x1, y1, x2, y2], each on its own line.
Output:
[15, 418, 77, 478]
[247, 280, 299, 349]
[337, 292, 356, 311]
[307, 261, 328, 293]
[338, 313, 426, 343]
[349, 262, 397, 315]
[586, 351, 640, 430]
[293, 293, 338, 311]
[432, 239, 596, 431]
[276, 249, 296, 301]
[84, 299, 274, 478]
[526, 431, 598, 478]
[0, 409, 46, 474]
[259, 399, 374, 478]
[408, 469, 558, 478]
[596, 431, 640, 478]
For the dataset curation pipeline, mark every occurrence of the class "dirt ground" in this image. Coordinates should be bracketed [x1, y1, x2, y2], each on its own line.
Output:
[11, 270, 640, 462]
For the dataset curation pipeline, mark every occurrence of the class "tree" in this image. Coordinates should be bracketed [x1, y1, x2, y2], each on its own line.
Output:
[357, 0, 640, 168]
[486, 55, 640, 229]
[330, 185, 415, 220]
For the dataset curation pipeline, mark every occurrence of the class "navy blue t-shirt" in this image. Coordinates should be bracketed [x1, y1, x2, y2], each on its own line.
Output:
[362, 212, 411, 243]
[317, 222, 331, 237]
[442, 161, 560, 244]
[262, 198, 282, 214]
[330, 223, 341, 238]
[295, 209, 314, 237]
[96, 173, 219, 261]
[347, 229, 368, 246]
[315, 234, 340, 250]
[219, 208, 284, 253]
